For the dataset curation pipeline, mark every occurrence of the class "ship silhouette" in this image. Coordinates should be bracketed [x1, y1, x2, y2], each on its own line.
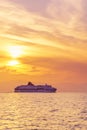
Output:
[15, 82, 57, 93]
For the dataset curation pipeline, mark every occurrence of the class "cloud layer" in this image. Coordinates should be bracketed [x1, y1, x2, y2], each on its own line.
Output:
[0, 0, 87, 92]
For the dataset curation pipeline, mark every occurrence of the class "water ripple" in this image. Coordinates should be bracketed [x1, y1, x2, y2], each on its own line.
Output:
[0, 93, 87, 130]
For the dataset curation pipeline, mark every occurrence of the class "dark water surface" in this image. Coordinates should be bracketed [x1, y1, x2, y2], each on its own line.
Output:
[0, 93, 87, 130]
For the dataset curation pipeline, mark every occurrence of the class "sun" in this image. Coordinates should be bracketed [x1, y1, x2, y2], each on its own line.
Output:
[7, 60, 20, 66]
[8, 46, 23, 58]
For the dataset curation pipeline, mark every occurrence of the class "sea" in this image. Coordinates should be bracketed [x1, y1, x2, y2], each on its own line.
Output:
[0, 93, 87, 130]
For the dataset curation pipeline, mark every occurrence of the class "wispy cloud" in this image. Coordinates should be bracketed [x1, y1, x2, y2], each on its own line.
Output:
[47, 0, 87, 39]
[0, 0, 87, 49]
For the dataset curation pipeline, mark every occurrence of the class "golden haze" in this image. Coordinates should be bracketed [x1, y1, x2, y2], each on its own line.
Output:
[0, 0, 87, 92]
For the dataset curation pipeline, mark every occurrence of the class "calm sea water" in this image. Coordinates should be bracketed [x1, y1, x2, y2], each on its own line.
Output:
[0, 93, 87, 130]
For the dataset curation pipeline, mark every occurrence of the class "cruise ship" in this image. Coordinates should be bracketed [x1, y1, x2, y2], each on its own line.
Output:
[14, 82, 57, 93]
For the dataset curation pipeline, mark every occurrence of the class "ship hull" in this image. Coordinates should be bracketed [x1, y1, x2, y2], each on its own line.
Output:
[15, 89, 56, 93]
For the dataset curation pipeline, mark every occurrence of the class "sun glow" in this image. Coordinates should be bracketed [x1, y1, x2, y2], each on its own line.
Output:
[8, 46, 24, 58]
[7, 60, 20, 66]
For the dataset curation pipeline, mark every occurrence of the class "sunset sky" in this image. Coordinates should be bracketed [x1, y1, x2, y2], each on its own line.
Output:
[0, 0, 87, 92]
